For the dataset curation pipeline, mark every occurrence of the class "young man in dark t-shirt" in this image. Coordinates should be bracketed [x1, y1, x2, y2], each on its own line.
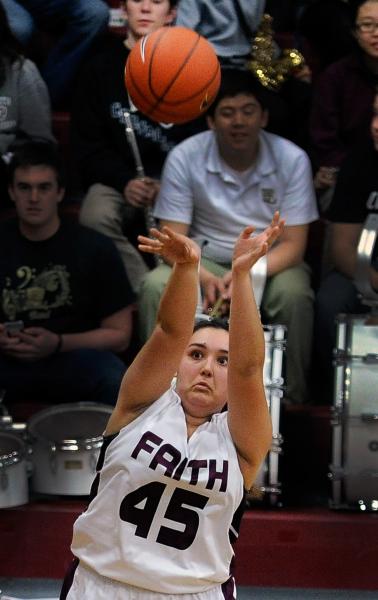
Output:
[0, 141, 135, 407]
[71, 0, 206, 294]
[313, 94, 378, 404]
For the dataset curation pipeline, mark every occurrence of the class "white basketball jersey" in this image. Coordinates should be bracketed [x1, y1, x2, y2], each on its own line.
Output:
[71, 387, 244, 594]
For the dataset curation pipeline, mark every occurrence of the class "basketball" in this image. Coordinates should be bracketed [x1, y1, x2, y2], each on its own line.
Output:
[125, 26, 221, 124]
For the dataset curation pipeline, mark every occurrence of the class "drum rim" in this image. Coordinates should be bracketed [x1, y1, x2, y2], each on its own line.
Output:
[27, 402, 112, 446]
[0, 431, 25, 467]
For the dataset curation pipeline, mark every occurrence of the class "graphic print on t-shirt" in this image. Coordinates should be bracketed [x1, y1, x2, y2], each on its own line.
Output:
[2, 263, 72, 320]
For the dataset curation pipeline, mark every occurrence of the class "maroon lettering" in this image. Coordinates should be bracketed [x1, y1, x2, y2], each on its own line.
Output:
[131, 431, 163, 459]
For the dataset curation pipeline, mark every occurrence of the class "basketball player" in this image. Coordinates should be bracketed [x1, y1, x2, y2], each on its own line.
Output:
[60, 213, 284, 600]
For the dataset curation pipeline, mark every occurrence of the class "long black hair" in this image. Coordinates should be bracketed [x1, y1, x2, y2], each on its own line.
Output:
[0, 3, 23, 87]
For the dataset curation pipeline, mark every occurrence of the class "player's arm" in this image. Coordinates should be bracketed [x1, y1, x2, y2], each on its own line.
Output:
[106, 227, 200, 435]
[159, 219, 228, 305]
[329, 222, 362, 279]
[227, 213, 284, 491]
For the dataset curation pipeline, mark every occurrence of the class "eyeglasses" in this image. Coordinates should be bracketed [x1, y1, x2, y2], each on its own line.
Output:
[356, 21, 378, 34]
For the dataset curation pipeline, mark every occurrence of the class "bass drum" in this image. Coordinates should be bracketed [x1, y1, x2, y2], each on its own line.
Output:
[28, 402, 112, 496]
[0, 430, 29, 508]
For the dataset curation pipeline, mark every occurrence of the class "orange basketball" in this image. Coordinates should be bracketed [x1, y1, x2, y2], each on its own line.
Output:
[125, 26, 221, 124]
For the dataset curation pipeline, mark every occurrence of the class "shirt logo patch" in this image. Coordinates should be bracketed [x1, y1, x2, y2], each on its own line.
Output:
[261, 188, 276, 204]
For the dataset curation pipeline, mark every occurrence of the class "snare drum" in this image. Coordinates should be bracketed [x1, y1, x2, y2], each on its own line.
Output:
[0, 431, 28, 508]
[330, 314, 378, 510]
[330, 315, 378, 511]
[249, 325, 286, 506]
[28, 402, 112, 496]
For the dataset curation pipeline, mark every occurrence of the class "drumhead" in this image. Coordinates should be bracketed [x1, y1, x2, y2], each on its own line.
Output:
[0, 431, 25, 468]
[28, 402, 113, 446]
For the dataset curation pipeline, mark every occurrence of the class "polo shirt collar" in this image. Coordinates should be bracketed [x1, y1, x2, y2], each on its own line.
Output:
[206, 130, 277, 182]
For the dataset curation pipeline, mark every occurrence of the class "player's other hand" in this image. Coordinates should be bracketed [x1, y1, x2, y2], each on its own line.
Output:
[232, 212, 284, 273]
[138, 226, 200, 265]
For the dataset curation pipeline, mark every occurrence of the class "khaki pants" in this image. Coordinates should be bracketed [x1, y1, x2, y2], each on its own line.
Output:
[80, 183, 149, 293]
[138, 259, 314, 404]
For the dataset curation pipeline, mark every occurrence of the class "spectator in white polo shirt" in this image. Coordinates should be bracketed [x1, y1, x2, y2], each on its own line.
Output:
[138, 69, 319, 405]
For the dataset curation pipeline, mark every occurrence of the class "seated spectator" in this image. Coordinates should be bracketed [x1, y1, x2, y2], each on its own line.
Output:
[0, 2, 53, 212]
[0, 140, 135, 407]
[72, 0, 205, 294]
[175, 0, 265, 67]
[298, 0, 355, 74]
[0, 0, 109, 107]
[309, 0, 378, 208]
[313, 94, 378, 404]
[138, 69, 319, 405]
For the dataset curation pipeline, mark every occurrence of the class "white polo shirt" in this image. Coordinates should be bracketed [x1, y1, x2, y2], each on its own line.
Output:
[153, 130, 318, 264]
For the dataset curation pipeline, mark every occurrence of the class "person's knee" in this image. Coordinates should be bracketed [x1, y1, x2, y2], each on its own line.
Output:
[80, 186, 118, 232]
[139, 267, 169, 303]
[269, 276, 314, 316]
[75, 349, 125, 405]
[73, 0, 109, 31]
[3, 1, 34, 44]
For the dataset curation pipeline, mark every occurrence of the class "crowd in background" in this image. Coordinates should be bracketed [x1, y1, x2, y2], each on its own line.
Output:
[1, 0, 378, 409]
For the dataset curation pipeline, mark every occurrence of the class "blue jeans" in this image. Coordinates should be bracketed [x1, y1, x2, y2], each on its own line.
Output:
[0, 348, 126, 407]
[1, 0, 109, 104]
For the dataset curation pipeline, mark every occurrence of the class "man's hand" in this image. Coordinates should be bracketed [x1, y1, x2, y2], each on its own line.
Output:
[124, 177, 160, 208]
[0, 327, 61, 362]
[314, 166, 338, 190]
[138, 226, 200, 266]
[200, 269, 232, 313]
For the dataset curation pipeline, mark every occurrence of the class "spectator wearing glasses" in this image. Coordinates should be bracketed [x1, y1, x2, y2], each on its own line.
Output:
[309, 0, 378, 210]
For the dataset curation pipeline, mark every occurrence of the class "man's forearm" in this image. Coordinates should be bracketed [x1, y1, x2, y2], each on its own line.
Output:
[266, 241, 304, 276]
[60, 328, 130, 354]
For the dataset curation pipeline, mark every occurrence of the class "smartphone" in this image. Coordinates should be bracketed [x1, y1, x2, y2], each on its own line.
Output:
[3, 320, 24, 336]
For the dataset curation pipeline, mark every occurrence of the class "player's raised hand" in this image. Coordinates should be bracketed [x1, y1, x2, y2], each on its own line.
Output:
[232, 212, 285, 273]
[138, 226, 200, 265]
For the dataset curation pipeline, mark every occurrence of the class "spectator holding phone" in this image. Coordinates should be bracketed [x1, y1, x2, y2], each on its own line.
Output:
[0, 140, 135, 407]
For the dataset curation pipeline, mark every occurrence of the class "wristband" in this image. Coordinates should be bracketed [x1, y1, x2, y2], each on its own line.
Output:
[53, 333, 63, 355]
[250, 255, 267, 308]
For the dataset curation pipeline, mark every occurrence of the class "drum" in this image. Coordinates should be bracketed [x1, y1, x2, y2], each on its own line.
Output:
[330, 314, 378, 510]
[0, 431, 28, 508]
[28, 402, 113, 496]
[263, 324, 286, 388]
[249, 325, 286, 506]
[252, 386, 284, 506]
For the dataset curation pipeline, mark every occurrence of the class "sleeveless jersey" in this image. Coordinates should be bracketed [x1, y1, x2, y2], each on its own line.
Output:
[71, 387, 245, 594]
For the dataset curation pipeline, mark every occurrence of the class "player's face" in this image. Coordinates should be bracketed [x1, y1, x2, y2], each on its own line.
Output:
[176, 327, 229, 420]
[355, 1, 378, 59]
[371, 95, 378, 149]
[8, 166, 64, 237]
[124, 0, 176, 45]
[207, 94, 268, 160]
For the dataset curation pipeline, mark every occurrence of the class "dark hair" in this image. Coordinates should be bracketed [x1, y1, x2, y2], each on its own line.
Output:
[206, 68, 272, 117]
[0, 3, 23, 87]
[350, 0, 378, 24]
[8, 140, 66, 189]
[193, 317, 229, 333]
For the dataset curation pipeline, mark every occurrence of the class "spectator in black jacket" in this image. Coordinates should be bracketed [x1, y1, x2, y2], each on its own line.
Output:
[71, 0, 205, 293]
